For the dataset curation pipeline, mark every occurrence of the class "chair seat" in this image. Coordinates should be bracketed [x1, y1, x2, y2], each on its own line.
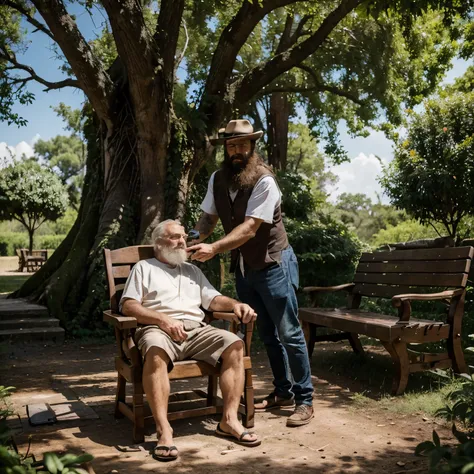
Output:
[116, 355, 252, 382]
[299, 307, 449, 342]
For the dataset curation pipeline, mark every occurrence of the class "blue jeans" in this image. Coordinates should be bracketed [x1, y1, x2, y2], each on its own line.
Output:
[235, 246, 313, 406]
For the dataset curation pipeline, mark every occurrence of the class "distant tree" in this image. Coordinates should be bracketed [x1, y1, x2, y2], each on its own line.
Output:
[34, 134, 85, 209]
[334, 193, 407, 242]
[372, 220, 438, 248]
[0, 161, 68, 252]
[381, 91, 474, 241]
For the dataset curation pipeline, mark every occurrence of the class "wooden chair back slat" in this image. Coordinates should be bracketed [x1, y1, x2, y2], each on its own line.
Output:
[359, 247, 474, 262]
[104, 245, 154, 313]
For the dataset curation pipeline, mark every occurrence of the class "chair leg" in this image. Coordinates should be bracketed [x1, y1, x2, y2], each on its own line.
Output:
[382, 340, 409, 396]
[348, 333, 364, 355]
[207, 375, 218, 407]
[132, 383, 145, 443]
[301, 320, 317, 358]
[114, 374, 126, 419]
[242, 368, 255, 428]
[448, 332, 468, 374]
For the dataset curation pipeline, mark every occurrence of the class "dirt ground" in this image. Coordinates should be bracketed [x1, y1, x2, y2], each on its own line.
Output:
[1, 340, 449, 474]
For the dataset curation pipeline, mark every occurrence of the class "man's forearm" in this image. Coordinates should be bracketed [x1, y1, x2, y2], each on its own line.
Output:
[208, 295, 239, 312]
[194, 213, 218, 242]
[211, 219, 258, 253]
[122, 300, 169, 326]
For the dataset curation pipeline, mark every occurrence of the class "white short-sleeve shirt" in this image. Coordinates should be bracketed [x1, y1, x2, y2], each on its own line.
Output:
[200, 171, 281, 223]
[119, 258, 221, 322]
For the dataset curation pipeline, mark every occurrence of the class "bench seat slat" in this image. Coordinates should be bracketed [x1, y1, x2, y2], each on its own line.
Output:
[299, 308, 449, 342]
[359, 247, 473, 262]
[356, 260, 470, 274]
[354, 272, 467, 287]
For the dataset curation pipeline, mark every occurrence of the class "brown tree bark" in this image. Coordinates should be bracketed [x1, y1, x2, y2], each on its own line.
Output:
[267, 92, 290, 171]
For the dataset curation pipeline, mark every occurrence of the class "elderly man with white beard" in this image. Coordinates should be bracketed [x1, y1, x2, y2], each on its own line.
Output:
[120, 219, 260, 462]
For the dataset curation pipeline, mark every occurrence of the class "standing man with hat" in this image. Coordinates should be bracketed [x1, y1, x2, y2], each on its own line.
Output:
[187, 119, 314, 427]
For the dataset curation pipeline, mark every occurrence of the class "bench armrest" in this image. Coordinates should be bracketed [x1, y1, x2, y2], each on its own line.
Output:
[103, 309, 137, 329]
[303, 283, 354, 293]
[392, 288, 464, 305]
[391, 289, 464, 323]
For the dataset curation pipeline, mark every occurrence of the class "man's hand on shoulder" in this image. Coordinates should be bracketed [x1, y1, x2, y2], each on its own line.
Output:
[233, 303, 257, 324]
[187, 243, 216, 262]
[160, 317, 188, 343]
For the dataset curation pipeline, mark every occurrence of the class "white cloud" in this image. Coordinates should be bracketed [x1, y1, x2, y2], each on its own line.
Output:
[0, 136, 38, 168]
[327, 152, 390, 204]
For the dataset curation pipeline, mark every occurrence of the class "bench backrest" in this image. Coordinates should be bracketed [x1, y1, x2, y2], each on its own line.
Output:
[104, 246, 154, 313]
[354, 247, 474, 299]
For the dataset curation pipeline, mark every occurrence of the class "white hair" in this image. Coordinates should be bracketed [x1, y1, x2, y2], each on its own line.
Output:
[151, 219, 181, 245]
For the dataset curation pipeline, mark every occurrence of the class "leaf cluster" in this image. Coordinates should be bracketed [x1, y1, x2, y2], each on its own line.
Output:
[381, 91, 474, 239]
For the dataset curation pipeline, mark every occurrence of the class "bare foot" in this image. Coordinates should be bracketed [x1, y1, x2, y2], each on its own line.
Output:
[154, 431, 178, 461]
[218, 419, 259, 444]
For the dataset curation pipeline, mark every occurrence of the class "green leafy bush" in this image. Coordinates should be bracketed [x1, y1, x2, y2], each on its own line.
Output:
[416, 336, 474, 472]
[0, 233, 28, 256]
[37, 234, 66, 251]
[286, 214, 364, 290]
[0, 233, 65, 256]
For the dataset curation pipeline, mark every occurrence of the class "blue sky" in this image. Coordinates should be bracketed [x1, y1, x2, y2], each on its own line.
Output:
[0, 8, 472, 202]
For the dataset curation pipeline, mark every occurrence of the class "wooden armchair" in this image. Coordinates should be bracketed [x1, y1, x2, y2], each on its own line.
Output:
[103, 245, 255, 443]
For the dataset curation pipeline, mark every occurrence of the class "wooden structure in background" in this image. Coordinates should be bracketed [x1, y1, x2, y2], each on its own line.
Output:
[299, 247, 473, 395]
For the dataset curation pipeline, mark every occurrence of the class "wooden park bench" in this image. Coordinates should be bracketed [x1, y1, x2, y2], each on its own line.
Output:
[18, 249, 48, 272]
[103, 245, 255, 442]
[299, 247, 473, 395]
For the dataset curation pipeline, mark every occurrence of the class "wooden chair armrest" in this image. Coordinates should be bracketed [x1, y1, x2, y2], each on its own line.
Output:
[208, 311, 237, 323]
[392, 288, 464, 306]
[391, 289, 464, 323]
[303, 283, 354, 293]
[103, 309, 137, 329]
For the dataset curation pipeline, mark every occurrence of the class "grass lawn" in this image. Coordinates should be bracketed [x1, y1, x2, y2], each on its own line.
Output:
[0, 275, 30, 294]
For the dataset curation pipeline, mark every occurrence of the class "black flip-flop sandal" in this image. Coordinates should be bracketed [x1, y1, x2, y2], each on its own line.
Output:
[215, 423, 262, 447]
[153, 445, 179, 462]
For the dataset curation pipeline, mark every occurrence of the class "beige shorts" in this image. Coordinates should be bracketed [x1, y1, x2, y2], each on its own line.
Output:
[134, 320, 242, 370]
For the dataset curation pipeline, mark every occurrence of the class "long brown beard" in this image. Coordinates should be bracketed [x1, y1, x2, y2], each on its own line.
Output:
[221, 151, 266, 190]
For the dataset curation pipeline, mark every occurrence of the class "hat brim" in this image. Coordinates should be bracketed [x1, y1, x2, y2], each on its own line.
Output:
[210, 131, 263, 146]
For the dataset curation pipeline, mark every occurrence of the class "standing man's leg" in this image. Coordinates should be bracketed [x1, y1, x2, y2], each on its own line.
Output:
[252, 248, 314, 425]
[142, 347, 178, 460]
[235, 266, 294, 406]
[217, 341, 260, 445]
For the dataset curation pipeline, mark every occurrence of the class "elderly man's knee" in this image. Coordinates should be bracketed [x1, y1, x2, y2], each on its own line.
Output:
[221, 340, 244, 364]
[144, 346, 170, 371]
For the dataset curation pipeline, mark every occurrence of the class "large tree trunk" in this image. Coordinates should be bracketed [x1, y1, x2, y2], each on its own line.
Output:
[267, 92, 290, 171]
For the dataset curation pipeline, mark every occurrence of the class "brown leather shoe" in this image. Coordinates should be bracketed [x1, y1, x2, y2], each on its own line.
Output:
[286, 404, 314, 427]
[254, 392, 295, 411]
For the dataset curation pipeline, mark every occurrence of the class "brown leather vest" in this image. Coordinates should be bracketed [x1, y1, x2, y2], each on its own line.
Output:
[213, 166, 289, 272]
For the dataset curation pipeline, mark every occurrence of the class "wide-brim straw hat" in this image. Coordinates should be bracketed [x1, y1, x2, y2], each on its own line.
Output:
[210, 119, 263, 145]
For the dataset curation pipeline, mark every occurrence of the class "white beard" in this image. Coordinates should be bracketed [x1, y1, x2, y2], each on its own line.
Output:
[160, 246, 188, 266]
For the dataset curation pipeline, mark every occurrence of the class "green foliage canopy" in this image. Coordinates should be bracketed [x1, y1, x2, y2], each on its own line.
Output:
[381, 91, 474, 239]
[0, 161, 69, 251]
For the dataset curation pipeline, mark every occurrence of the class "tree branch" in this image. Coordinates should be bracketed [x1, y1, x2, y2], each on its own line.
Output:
[154, 0, 186, 85]
[296, 64, 365, 105]
[32, 0, 115, 127]
[0, 0, 55, 40]
[200, 0, 307, 129]
[0, 47, 80, 91]
[102, 0, 154, 78]
[234, 0, 363, 105]
[175, 18, 189, 78]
